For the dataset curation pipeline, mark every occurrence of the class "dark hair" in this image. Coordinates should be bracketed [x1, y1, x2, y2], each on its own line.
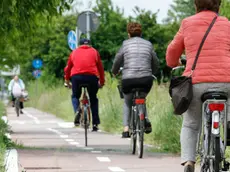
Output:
[127, 22, 142, 37]
[195, 0, 221, 13]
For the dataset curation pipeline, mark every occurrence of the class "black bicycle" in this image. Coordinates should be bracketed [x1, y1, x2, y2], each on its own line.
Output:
[129, 88, 147, 158]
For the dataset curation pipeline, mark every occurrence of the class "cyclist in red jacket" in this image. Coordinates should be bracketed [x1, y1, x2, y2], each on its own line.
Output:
[64, 38, 105, 131]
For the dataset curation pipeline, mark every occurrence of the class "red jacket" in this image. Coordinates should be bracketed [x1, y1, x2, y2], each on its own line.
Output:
[64, 45, 105, 85]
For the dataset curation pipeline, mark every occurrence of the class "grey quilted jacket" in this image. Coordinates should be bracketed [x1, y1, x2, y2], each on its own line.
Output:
[112, 37, 159, 80]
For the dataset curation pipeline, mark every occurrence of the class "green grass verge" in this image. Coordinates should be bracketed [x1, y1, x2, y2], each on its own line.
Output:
[26, 73, 182, 153]
[0, 101, 16, 171]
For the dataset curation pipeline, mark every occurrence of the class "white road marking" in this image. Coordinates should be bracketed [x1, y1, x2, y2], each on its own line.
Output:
[96, 157, 111, 162]
[108, 167, 125, 172]
[47, 128, 63, 135]
[60, 135, 68, 138]
[91, 151, 102, 153]
[69, 142, 79, 145]
[24, 110, 40, 124]
[65, 139, 74, 142]
[58, 122, 75, 128]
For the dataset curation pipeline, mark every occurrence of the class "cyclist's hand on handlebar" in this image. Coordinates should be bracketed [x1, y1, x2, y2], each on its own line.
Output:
[65, 80, 72, 89]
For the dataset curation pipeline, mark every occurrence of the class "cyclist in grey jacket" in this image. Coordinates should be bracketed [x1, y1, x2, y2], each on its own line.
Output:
[112, 22, 159, 138]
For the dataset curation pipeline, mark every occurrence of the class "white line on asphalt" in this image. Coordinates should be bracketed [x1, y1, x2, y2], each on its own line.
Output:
[69, 142, 79, 145]
[65, 139, 74, 142]
[96, 157, 111, 162]
[47, 128, 63, 135]
[24, 110, 40, 124]
[108, 167, 125, 172]
[91, 151, 102, 153]
[60, 135, 68, 138]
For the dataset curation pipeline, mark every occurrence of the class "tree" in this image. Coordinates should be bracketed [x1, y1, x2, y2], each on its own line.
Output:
[0, 0, 74, 68]
[91, 0, 127, 70]
[166, 0, 195, 23]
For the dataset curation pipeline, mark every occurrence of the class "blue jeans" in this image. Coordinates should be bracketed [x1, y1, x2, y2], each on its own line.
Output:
[71, 75, 100, 125]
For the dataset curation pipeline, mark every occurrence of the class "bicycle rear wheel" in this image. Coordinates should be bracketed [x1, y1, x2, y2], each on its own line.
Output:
[130, 109, 136, 155]
[213, 136, 221, 172]
[84, 107, 88, 147]
[137, 117, 144, 158]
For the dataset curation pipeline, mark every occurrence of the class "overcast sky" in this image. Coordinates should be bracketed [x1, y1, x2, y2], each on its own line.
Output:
[77, 0, 174, 23]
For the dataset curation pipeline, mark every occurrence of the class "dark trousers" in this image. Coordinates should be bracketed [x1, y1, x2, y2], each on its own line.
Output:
[71, 75, 100, 125]
[11, 94, 24, 109]
[122, 76, 153, 94]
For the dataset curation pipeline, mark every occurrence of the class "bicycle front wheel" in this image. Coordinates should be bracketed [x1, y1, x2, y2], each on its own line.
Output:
[84, 107, 88, 147]
[137, 117, 144, 158]
[15, 99, 20, 117]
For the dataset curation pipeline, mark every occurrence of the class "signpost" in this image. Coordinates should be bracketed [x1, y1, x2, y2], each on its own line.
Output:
[32, 58, 43, 96]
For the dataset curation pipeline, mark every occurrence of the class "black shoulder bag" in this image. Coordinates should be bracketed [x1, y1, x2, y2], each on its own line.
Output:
[169, 16, 218, 115]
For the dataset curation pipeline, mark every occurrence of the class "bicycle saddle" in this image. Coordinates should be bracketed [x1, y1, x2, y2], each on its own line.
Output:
[79, 84, 89, 88]
[131, 88, 146, 93]
[201, 89, 228, 102]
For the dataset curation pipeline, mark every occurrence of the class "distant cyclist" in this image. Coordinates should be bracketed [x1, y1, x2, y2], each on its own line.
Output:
[8, 75, 25, 114]
[112, 22, 159, 138]
[64, 38, 105, 132]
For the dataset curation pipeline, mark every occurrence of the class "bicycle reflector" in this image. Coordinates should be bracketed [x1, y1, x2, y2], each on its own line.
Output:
[135, 99, 145, 104]
[208, 103, 224, 111]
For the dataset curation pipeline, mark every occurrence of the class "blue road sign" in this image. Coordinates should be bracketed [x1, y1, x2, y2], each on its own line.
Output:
[67, 31, 77, 50]
[32, 59, 43, 69]
[32, 70, 42, 79]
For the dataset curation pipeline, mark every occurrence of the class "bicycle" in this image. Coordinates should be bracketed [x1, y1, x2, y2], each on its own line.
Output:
[172, 59, 230, 172]
[65, 83, 91, 147]
[197, 89, 230, 172]
[78, 85, 91, 147]
[129, 88, 147, 158]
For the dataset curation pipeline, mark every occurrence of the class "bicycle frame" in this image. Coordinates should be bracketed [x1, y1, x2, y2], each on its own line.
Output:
[197, 99, 228, 171]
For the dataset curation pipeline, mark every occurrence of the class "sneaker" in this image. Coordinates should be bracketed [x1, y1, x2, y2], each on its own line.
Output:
[92, 125, 98, 132]
[144, 118, 152, 134]
[122, 131, 130, 138]
[74, 114, 80, 126]
[184, 164, 194, 172]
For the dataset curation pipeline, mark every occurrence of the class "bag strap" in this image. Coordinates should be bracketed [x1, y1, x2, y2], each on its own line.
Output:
[191, 15, 218, 72]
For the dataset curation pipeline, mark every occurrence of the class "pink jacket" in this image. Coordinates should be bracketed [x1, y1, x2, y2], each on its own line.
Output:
[166, 11, 230, 84]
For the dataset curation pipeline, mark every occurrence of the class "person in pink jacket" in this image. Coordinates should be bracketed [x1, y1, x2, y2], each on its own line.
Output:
[166, 0, 230, 171]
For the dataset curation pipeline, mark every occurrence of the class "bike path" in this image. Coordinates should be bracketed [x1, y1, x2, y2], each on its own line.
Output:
[7, 107, 189, 172]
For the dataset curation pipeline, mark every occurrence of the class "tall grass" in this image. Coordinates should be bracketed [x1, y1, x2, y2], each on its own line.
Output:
[26, 73, 182, 153]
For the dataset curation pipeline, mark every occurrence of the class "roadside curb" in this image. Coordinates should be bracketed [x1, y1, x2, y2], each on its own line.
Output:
[1, 116, 20, 172]
[4, 149, 19, 172]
